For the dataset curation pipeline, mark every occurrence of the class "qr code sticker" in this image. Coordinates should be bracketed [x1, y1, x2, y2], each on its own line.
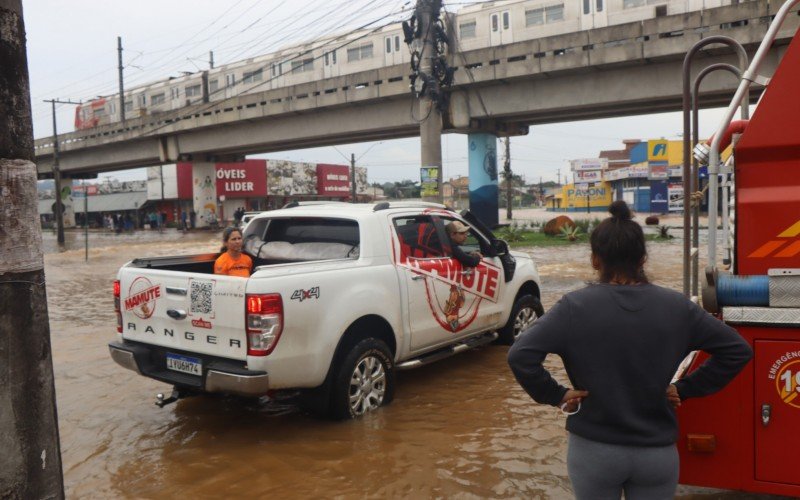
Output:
[190, 280, 214, 316]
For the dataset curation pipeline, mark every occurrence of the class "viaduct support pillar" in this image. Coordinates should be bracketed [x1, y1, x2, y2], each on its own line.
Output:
[467, 133, 499, 228]
[191, 162, 217, 228]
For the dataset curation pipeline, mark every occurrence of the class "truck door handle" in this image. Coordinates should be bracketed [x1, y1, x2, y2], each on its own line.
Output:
[761, 403, 771, 427]
[166, 309, 187, 320]
[411, 275, 425, 281]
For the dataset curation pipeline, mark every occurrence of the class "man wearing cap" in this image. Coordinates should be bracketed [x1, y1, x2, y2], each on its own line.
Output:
[446, 221, 482, 268]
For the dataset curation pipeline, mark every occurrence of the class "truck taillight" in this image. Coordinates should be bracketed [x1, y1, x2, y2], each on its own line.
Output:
[114, 279, 122, 333]
[246, 294, 283, 356]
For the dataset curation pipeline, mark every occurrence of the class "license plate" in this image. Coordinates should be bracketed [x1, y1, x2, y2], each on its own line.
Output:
[166, 353, 202, 376]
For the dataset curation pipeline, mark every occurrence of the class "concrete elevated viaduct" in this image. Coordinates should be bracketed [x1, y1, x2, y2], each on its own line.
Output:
[33, 1, 799, 178]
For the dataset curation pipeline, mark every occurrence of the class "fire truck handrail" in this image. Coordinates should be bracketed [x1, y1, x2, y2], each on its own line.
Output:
[707, 0, 800, 266]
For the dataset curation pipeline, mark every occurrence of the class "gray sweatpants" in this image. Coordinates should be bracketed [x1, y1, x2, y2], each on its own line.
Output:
[567, 433, 679, 500]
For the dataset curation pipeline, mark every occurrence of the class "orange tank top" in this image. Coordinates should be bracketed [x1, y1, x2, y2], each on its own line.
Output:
[214, 252, 253, 277]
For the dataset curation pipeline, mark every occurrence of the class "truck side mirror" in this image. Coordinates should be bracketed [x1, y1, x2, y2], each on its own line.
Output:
[491, 239, 509, 257]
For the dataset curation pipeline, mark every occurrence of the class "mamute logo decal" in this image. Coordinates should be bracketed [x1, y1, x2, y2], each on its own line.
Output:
[191, 318, 212, 329]
[125, 277, 161, 320]
[749, 219, 800, 258]
[291, 287, 320, 302]
[398, 251, 500, 333]
[768, 351, 800, 409]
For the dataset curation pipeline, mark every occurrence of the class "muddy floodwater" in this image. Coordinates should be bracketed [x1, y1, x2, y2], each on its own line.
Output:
[41, 229, 776, 499]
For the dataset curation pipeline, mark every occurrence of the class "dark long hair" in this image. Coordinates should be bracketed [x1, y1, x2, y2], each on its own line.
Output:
[589, 201, 648, 284]
[220, 226, 242, 253]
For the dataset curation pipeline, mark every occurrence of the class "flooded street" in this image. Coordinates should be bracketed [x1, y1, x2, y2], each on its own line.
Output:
[42, 229, 769, 499]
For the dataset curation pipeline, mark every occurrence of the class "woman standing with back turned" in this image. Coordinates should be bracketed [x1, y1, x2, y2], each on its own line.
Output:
[508, 201, 752, 499]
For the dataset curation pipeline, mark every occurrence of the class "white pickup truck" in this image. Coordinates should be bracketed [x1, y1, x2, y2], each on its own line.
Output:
[109, 202, 543, 419]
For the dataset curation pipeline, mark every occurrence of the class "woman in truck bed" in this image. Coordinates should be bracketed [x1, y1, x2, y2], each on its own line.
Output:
[214, 227, 253, 277]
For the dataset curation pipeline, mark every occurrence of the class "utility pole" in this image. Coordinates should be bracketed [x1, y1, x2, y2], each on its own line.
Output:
[44, 98, 81, 247]
[556, 168, 561, 186]
[539, 176, 543, 207]
[504, 137, 512, 220]
[209, 50, 214, 69]
[1, 2, 65, 498]
[418, 0, 443, 204]
[350, 153, 357, 203]
[118, 36, 125, 122]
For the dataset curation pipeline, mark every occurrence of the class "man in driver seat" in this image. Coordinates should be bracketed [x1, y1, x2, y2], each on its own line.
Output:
[446, 221, 482, 268]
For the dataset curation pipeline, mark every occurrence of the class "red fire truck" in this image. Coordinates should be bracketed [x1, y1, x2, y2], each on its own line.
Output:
[676, 0, 800, 495]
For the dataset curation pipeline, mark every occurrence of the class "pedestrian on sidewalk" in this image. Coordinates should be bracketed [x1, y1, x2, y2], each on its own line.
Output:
[508, 200, 752, 500]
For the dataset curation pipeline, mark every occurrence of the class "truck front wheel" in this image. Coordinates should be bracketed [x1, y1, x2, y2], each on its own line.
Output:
[329, 338, 395, 420]
[496, 295, 543, 345]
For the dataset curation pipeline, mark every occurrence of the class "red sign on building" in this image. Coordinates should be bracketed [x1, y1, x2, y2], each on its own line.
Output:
[215, 160, 267, 198]
[316, 164, 350, 197]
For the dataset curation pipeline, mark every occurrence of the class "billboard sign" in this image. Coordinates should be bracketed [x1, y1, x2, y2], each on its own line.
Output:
[570, 158, 608, 171]
[316, 164, 350, 197]
[574, 170, 602, 182]
[668, 183, 684, 212]
[420, 167, 439, 197]
[215, 160, 267, 198]
[648, 161, 669, 180]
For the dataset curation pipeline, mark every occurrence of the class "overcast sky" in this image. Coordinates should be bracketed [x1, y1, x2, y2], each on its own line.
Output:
[23, 0, 733, 186]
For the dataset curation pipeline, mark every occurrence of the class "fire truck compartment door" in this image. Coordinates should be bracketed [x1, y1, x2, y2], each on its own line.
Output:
[755, 339, 800, 486]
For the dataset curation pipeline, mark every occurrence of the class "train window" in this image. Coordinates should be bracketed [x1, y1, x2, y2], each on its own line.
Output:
[243, 69, 263, 84]
[386, 37, 392, 54]
[324, 53, 329, 66]
[395, 36, 400, 52]
[460, 20, 476, 38]
[332, 50, 337, 64]
[291, 58, 314, 73]
[170, 87, 179, 100]
[347, 43, 373, 62]
[109, 102, 116, 115]
[503, 12, 510, 30]
[185, 85, 201, 97]
[209, 79, 219, 93]
[546, 4, 564, 22]
[226, 74, 236, 87]
[623, 0, 646, 7]
[491, 14, 498, 32]
[583, 0, 590, 14]
[124, 101, 133, 112]
[596, 0, 604, 12]
[151, 93, 165, 106]
[526, 9, 544, 26]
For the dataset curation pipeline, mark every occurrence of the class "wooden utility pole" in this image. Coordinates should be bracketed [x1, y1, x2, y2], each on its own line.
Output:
[44, 98, 80, 248]
[418, 0, 443, 204]
[117, 36, 125, 122]
[504, 137, 512, 220]
[0, 1, 65, 498]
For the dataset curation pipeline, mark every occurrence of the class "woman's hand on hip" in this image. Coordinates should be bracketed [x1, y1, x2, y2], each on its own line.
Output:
[560, 389, 589, 413]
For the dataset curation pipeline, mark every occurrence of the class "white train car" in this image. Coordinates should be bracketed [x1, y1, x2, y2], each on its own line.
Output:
[74, 0, 742, 130]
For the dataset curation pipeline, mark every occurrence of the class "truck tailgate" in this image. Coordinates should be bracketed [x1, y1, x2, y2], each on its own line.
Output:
[119, 268, 248, 360]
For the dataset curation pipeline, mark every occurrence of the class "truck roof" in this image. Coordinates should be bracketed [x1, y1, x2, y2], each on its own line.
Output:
[249, 201, 457, 221]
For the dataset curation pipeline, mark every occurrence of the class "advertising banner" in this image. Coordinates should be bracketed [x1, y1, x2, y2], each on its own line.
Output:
[668, 183, 684, 212]
[574, 169, 602, 182]
[648, 161, 669, 180]
[564, 181, 613, 207]
[316, 164, 351, 197]
[651, 180, 668, 213]
[215, 160, 267, 198]
[420, 167, 439, 197]
[630, 163, 649, 178]
[570, 158, 608, 171]
[267, 160, 317, 196]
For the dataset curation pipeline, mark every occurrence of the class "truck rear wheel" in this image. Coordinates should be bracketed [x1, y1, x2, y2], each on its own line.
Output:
[496, 295, 543, 345]
[329, 338, 395, 420]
